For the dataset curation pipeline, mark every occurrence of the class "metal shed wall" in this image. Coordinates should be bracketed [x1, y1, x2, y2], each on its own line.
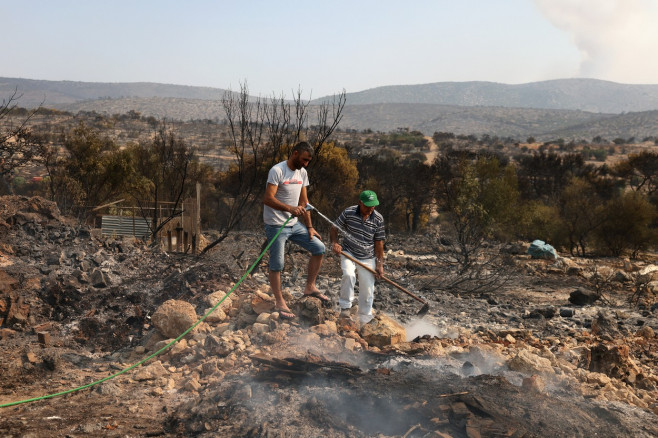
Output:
[101, 215, 150, 240]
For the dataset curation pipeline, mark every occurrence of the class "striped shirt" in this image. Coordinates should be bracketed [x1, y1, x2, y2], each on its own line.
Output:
[335, 205, 385, 259]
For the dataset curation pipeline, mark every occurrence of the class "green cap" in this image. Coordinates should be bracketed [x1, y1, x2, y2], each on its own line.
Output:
[360, 190, 379, 207]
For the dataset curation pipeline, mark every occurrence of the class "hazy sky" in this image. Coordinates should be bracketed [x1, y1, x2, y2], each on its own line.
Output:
[2, 0, 657, 98]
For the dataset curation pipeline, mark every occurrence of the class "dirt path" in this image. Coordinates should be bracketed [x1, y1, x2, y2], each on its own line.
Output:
[424, 135, 438, 163]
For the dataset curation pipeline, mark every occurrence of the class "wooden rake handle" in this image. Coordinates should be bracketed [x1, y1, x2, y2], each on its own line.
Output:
[339, 251, 427, 305]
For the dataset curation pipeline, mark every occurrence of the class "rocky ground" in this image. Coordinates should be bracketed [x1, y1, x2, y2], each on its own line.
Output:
[0, 195, 657, 437]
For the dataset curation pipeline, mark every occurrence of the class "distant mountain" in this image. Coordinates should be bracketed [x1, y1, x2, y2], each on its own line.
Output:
[5, 77, 658, 114]
[55, 96, 228, 121]
[0, 77, 229, 108]
[3, 77, 658, 140]
[338, 103, 614, 138]
[320, 79, 658, 114]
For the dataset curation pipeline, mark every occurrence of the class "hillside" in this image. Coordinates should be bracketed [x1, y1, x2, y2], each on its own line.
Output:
[1, 196, 657, 436]
[53, 98, 658, 141]
[330, 79, 658, 114]
[4, 77, 658, 140]
[0, 77, 230, 108]
[339, 103, 618, 139]
[5, 77, 658, 114]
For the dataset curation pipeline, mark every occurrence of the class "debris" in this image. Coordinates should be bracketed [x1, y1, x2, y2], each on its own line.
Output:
[527, 240, 557, 259]
[439, 391, 469, 398]
[0, 195, 656, 436]
[37, 332, 50, 346]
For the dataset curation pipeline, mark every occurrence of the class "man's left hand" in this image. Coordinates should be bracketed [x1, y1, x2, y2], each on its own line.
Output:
[308, 227, 322, 241]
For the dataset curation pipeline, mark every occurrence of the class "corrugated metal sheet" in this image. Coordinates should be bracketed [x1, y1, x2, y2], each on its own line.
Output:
[101, 215, 151, 240]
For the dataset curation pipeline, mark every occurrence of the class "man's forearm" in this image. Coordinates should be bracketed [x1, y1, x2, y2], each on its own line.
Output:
[330, 227, 338, 243]
[303, 211, 313, 228]
[375, 241, 384, 265]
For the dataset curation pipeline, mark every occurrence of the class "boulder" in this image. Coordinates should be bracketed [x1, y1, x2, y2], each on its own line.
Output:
[637, 265, 658, 283]
[203, 307, 227, 323]
[589, 343, 641, 383]
[526, 306, 556, 319]
[359, 314, 406, 348]
[559, 308, 575, 318]
[205, 289, 233, 311]
[613, 270, 632, 283]
[508, 349, 554, 375]
[0, 328, 16, 340]
[252, 323, 269, 334]
[6, 293, 30, 326]
[569, 288, 599, 306]
[133, 360, 168, 381]
[586, 372, 612, 386]
[522, 375, 546, 393]
[90, 269, 110, 288]
[292, 296, 330, 326]
[250, 291, 274, 314]
[0, 270, 18, 294]
[553, 256, 581, 273]
[636, 326, 655, 339]
[591, 311, 620, 337]
[500, 242, 527, 255]
[152, 299, 198, 338]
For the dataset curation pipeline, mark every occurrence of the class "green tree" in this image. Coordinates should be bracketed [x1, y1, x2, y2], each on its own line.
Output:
[306, 141, 359, 226]
[434, 155, 491, 273]
[559, 177, 604, 256]
[475, 156, 520, 240]
[357, 148, 406, 232]
[127, 122, 194, 240]
[356, 149, 433, 233]
[45, 123, 133, 218]
[612, 150, 658, 196]
[517, 200, 564, 245]
[0, 90, 42, 194]
[201, 83, 346, 254]
[517, 151, 593, 202]
[595, 191, 657, 258]
[401, 153, 433, 232]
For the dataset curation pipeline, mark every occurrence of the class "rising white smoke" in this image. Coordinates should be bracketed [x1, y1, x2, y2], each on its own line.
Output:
[534, 0, 658, 84]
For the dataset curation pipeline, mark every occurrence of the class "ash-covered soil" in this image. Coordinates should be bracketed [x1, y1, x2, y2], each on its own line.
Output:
[0, 195, 656, 437]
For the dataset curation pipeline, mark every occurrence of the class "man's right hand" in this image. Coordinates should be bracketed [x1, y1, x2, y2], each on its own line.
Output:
[331, 242, 342, 255]
[289, 205, 306, 217]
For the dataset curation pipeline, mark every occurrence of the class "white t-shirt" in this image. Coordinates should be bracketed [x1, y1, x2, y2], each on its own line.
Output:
[263, 160, 309, 226]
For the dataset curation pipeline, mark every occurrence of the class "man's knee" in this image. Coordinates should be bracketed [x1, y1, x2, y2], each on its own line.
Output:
[309, 239, 325, 256]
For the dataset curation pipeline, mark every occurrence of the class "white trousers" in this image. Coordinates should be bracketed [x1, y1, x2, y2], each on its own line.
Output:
[338, 255, 376, 324]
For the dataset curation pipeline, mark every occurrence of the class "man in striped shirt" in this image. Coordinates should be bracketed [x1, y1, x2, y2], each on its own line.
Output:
[330, 190, 385, 325]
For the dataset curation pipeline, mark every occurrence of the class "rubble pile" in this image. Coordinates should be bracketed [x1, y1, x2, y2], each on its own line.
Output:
[0, 196, 657, 437]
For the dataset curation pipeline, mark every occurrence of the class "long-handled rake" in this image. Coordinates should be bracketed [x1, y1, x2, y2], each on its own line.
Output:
[305, 203, 430, 316]
[339, 251, 429, 316]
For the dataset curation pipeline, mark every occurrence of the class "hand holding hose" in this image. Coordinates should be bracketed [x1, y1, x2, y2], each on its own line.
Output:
[289, 205, 306, 217]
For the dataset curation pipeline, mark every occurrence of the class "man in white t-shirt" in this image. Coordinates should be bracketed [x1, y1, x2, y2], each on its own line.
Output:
[263, 141, 328, 319]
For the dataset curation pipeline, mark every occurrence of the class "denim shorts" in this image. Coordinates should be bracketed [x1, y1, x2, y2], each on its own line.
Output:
[265, 222, 325, 271]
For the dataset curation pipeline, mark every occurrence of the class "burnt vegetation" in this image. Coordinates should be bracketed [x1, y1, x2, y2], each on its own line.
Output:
[2, 89, 658, 437]
[3, 94, 658, 261]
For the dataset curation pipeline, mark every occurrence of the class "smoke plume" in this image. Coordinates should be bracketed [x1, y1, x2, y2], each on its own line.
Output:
[535, 0, 658, 83]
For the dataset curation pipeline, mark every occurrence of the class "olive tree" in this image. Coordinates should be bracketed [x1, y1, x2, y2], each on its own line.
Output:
[0, 90, 42, 194]
[127, 121, 195, 240]
[42, 123, 133, 219]
[201, 82, 346, 254]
